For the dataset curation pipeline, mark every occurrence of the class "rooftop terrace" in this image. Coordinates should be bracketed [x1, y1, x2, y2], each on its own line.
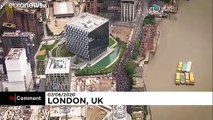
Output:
[45, 57, 71, 74]
[66, 12, 109, 32]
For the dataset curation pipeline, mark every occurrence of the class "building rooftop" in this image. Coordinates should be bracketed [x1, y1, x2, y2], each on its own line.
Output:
[53, 1, 74, 16]
[13, 7, 36, 14]
[0, 106, 32, 120]
[66, 12, 109, 32]
[50, 107, 82, 118]
[76, 76, 115, 92]
[2, 22, 16, 29]
[5, 48, 24, 60]
[2, 31, 35, 39]
[45, 57, 71, 74]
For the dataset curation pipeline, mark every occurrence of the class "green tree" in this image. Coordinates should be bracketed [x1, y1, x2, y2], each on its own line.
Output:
[124, 60, 136, 89]
[144, 15, 156, 25]
[132, 41, 140, 59]
[132, 114, 137, 120]
[160, 0, 172, 4]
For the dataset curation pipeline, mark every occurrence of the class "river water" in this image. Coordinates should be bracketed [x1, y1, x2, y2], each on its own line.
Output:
[143, 0, 212, 120]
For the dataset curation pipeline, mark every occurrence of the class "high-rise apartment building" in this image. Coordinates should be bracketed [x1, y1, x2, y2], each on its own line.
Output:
[1, 31, 37, 71]
[121, 0, 139, 22]
[1, 48, 32, 91]
[45, 57, 71, 91]
[65, 12, 109, 60]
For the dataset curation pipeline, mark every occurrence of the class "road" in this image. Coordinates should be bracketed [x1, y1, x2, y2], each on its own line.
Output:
[114, 0, 149, 91]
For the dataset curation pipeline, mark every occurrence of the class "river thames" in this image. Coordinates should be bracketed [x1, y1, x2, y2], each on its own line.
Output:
[143, 0, 212, 120]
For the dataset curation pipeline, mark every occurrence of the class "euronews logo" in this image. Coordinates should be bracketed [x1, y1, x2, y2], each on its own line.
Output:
[8, 2, 46, 9]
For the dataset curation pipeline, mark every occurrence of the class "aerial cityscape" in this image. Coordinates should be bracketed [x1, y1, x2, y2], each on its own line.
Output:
[0, 0, 212, 120]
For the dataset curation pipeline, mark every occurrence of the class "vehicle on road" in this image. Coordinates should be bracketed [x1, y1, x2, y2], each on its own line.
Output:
[175, 72, 181, 85]
[180, 73, 185, 84]
[186, 61, 192, 72]
[189, 72, 195, 85]
[185, 72, 190, 85]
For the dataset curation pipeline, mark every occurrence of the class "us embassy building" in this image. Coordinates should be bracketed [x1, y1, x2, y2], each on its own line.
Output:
[64, 12, 109, 61]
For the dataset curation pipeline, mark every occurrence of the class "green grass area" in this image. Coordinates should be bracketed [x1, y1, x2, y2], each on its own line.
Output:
[40, 40, 59, 51]
[74, 59, 82, 65]
[60, 45, 75, 57]
[36, 40, 59, 60]
[36, 55, 46, 61]
[51, 44, 75, 57]
[52, 47, 57, 57]
[75, 41, 127, 76]
[109, 37, 116, 47]
[36, 60, 45, 75]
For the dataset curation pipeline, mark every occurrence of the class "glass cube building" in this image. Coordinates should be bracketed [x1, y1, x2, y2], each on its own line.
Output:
[65, 13, 109, 61]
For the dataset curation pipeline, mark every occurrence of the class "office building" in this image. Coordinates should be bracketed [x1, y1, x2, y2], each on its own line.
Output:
[1, 31, 37, 71]
[106, 0, 121, 21]
[13, 8, 43, 44]
[83, 0, 121, 21]
[65, 12, 109, 60]
[121, 0, 139, 22]
[2, 48, 32, 91]
[84, 0, 98, 14]
[45, 57, 71, 91]
[0, 0, 7, 34]
[0, 40, 6, 75]
[53, 1, 75, 18]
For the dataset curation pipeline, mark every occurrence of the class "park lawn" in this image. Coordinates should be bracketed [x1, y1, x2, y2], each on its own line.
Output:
[60, 45, 75, 57]
[74, 58, 82, 65]
[75, 41, 127, 76]
[52, 47, 57, 57]
[36, 60, 45, 75]
[37, 40, 60, 60]
[40, 40, 59, 51]
[109, 37, 116, 47]
[36, 55, 46, 61]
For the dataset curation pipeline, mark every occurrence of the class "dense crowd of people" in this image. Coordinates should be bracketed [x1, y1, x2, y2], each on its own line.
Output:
[113, 29, 139, 91]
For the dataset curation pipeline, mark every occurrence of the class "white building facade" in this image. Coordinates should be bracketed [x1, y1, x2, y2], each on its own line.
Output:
[2, 48, 32, 91]
[121, 0, 139, 22]
[45, 57, 71, 91]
